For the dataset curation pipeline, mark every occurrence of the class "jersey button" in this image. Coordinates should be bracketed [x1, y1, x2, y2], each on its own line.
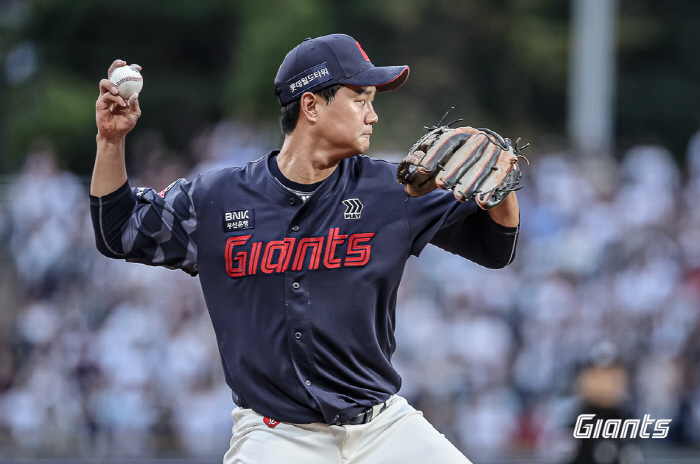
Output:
[291, 225, 299, 232]
[292, 282, 300, 290]
[288, 197, 296, 205]
[305, 380, 312, 386]
[295, 332, 302, 340]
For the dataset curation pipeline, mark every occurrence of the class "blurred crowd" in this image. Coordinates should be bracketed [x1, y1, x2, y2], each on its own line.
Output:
[1, 123, 700, 461]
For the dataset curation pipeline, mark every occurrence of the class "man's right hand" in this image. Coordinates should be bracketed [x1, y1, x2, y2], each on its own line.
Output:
[96, 60, 142, 141]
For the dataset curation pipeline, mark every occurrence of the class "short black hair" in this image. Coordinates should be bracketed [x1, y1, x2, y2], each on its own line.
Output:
[279, 84, 341, 135]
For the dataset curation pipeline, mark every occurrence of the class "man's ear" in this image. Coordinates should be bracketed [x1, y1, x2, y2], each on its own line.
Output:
[299, 92, 319, 123]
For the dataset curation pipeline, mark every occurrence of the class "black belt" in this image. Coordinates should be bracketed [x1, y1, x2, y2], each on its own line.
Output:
[339, 400, 389, 426]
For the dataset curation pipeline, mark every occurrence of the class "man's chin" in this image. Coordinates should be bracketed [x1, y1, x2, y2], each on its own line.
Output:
[335, 140, 370, 158]
[359, 139, 371, 154]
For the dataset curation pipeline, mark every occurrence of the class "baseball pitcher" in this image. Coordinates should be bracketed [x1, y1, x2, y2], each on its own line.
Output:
[91, 34, 524, 463]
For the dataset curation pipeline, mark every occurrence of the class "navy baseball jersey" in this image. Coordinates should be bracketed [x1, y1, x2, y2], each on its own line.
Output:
[90, 151, 519, 424]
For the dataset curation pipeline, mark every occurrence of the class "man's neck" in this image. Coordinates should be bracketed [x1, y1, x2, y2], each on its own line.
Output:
[276, 134, 342, 185]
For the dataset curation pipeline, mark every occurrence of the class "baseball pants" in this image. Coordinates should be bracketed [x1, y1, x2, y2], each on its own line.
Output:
[223, 395, 473, 464]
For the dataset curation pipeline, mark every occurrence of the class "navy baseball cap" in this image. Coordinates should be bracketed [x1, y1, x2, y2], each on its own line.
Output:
[274, 34, 410, 106]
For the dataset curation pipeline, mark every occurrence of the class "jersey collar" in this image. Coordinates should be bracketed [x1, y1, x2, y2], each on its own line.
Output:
[253, 151, 346, 207]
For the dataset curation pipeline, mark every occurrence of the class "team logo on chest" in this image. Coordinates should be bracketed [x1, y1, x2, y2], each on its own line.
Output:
[224, 228, 375, 278]
[223, 209, 255, 232]
[342, 198, 363, 219]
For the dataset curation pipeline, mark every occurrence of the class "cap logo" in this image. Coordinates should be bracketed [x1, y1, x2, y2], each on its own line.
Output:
[355, 41, 371, 62]
[287, 62, 332, 96]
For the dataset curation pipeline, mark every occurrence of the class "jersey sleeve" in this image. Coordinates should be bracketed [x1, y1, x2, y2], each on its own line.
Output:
[429, 207, 520, 269]
[403, 187, 519, 268]
[403, 188, 477, 256]
[89, 178, 198, 275]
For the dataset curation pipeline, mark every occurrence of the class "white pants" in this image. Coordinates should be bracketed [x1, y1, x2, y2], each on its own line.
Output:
[223, 395, 473, 464]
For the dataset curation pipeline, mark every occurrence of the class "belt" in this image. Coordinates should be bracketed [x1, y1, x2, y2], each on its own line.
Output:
[339, 400, 389, 426]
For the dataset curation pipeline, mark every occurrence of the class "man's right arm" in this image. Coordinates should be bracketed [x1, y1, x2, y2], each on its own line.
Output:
[91, 59, 141, 197]
[89, 61, 198, 275]
[91, 136, 128, 196]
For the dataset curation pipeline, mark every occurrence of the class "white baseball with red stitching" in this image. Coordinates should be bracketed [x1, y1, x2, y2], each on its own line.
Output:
[109, 65, 143, 98]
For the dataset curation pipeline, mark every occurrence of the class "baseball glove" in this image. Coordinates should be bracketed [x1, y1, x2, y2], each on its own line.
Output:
[396, 123, 529, 209]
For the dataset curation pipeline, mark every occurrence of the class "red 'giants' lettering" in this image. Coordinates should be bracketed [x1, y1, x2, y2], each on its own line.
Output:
[225, 235, 250, 278]
[225, 229, 375, 278]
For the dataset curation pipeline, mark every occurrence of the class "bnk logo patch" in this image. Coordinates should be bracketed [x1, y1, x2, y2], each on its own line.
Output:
[224, 209, 255, 232]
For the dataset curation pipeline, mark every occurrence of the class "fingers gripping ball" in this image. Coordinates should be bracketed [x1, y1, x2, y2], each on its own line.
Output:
[397, 126, 529, 209]
[109, 66, 143, 99]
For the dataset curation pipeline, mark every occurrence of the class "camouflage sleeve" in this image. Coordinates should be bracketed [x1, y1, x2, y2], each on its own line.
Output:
[90, 179, 198, 275]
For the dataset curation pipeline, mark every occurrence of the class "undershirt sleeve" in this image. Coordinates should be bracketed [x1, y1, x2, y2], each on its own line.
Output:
[89, 181, 136, 258]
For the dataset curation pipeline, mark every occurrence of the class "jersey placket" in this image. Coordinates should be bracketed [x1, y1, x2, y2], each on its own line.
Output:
[283, 194, 322, 418]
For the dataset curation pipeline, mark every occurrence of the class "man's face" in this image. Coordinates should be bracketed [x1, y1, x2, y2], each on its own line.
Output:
[315, 85, 378, 157]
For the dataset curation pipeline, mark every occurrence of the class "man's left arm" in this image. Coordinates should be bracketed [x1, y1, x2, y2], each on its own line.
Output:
[487, 191, 519, 228]
[429, 193, 520, 269]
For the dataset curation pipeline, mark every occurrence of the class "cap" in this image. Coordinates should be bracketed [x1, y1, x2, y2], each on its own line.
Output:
[274, 34, 410, 106]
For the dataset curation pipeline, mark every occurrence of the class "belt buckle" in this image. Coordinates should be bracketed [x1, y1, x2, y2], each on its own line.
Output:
[360, 408, 373, 424]
[346, 408, 370, 425]
[343, 400, 387, 426]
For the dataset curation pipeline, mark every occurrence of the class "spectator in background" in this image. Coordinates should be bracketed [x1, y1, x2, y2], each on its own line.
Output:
[565, 342, 644, 464]
[7, 142, 84, 296]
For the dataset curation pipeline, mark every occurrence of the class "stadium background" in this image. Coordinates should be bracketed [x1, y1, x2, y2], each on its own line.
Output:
[1, 0, 700, 462]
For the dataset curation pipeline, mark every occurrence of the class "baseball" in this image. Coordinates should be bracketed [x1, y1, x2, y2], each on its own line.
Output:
[109, 65, 143, 99]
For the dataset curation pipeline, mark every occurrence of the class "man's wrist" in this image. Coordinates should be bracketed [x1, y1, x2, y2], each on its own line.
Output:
[486, 192, 520, 227]
[96, 133, 126, 147]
